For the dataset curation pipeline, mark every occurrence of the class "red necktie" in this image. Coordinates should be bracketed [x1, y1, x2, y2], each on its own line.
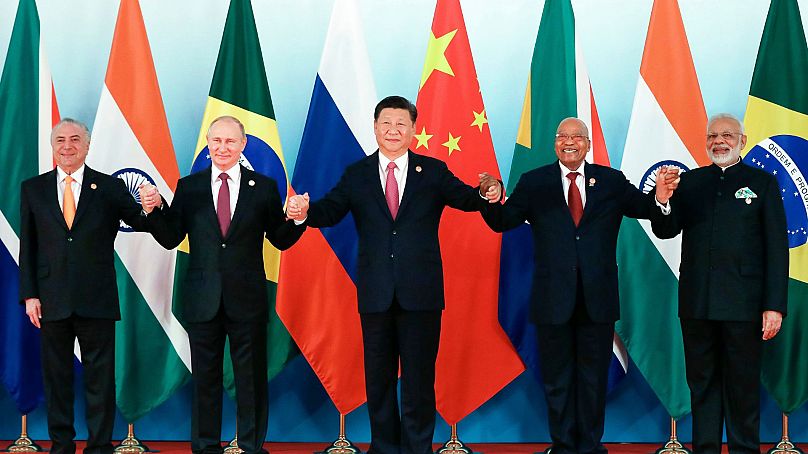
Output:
[385, 162, 399, 219]
[217, 173, 231, 236]
[567, 172, 583, 226]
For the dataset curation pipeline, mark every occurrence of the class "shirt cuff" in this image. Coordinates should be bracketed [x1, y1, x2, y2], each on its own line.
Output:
[655, 198, 671, 215]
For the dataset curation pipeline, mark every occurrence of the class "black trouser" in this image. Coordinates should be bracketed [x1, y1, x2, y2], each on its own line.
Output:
[360, 301, 442, 454]
[40, 316, 116, 454]
[187, 307, 268, 454]
[680, 319, 761, 454]
[537, 276, 613, 454]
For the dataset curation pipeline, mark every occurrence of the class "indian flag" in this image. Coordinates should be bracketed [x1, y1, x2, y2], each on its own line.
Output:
[85, 0, 190, 422]
[742, 0, 808, 414]
[185, 0, 294, 394]
[616, 0, 709, 420]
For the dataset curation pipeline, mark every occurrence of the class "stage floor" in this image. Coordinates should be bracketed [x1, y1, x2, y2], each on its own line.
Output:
[1, 441, 760, 453]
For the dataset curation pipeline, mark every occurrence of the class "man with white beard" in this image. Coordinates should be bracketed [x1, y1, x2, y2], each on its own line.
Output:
[651, 113, 788, 454]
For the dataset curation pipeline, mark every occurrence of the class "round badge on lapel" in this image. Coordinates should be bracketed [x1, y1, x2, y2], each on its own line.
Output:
[248, 180, 255, 187]
[90, 183, 97, 190]
[416, 166, 422, 172]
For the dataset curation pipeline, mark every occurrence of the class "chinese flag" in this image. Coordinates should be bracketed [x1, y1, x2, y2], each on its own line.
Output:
[413, 0, 525, 424]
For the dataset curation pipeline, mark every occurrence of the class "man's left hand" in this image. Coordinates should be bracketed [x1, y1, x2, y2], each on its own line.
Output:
[762, 310, 783, 340]
[655, 166, 680, 204]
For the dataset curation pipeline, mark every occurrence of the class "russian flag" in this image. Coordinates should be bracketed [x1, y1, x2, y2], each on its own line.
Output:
[276, 0, 377, 415]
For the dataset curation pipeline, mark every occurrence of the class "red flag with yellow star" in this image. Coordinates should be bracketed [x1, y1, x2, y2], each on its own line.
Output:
[413, 0, 525, 424]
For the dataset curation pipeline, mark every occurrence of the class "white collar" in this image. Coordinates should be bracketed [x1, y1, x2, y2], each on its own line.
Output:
[212, 164, 241, 184]
[559, 161, 585, 179]
[57, 164, 86, 184]
[379, 151, 408, 171]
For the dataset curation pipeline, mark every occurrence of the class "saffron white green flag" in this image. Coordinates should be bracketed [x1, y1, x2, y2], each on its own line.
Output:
[86, 0, 190, 422]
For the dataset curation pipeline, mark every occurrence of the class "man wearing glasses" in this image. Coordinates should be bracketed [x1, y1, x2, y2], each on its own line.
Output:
[651, 113, 788, 454]
[481, 117, 678, 454]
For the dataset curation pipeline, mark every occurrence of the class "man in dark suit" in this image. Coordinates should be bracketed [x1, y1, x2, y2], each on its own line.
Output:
[480, 117, 677, 454]
[651, 113, 788, 454]
[286, 96, 500, 454]
[141, 116, 305, 454]
[19, 118, 153, 454]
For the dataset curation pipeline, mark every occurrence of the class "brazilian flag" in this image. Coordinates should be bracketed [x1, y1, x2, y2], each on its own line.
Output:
[742, 0, 808, 414]
[175, 0, 294, 396]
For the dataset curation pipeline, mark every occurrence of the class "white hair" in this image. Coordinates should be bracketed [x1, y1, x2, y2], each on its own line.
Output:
[707, 113, 745, 134]
[51, 118, 91, 142]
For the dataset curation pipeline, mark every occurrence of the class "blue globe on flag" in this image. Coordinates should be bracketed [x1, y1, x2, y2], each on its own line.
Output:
[745, 134, 808, 248]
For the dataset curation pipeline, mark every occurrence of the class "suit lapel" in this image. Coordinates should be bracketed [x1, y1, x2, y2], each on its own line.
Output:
[547, 162, 575, 226]
[366, 151, 392, 221]
[201, 167, 224, 239]
[42, 170, 68, 230]
[72, 166, 98, 228]
[226, 166, 254, 239]
[397, 150, 421, 219]
[580, 162, 598, 225]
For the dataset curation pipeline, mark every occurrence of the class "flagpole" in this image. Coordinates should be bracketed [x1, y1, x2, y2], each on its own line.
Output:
[320, 413, 361, 454]
[4, 415, 43, 452]
[436, 423, 472, 454]
[223, 421, 242, 454]
[766, 413, 803, 454]
[654, 418, 690, 454]
[113, 423, 149, 453]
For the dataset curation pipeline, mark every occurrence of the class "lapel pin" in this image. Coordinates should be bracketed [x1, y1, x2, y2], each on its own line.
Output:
[90, 183, 97, 190]
[588, 178, 596, 187]
[746, 197, 752, 205]
[415, 166, 422, 173]
[248, 180, 255, 186]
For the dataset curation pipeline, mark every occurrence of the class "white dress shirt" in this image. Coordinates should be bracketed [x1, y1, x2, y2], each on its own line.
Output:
[378, 152, 408, 203]
[211, 164, 241, 220]
[57, 164, 85, 211]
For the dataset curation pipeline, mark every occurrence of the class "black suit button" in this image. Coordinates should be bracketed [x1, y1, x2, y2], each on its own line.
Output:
[221, 243, 226, 248]
[67, 237, 73, 242]
[720, 176, 725, 180]
[571, 265, 577, 272]
[717, 192, 722, 196]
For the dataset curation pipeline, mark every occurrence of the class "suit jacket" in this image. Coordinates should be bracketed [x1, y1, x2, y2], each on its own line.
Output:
[19, 166, 149, 321]
[148, 166, 305, 323]
[482, 161, 662, 324]
[651, 162, 788, 321]
[305, 150, 487, 314]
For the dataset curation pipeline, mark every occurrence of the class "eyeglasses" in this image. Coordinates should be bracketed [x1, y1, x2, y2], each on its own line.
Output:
[555, 133, 589, 141]
[706, 132, 742, 141]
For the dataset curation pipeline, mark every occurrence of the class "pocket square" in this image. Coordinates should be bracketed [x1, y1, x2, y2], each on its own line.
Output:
[735, 187, 757, 199]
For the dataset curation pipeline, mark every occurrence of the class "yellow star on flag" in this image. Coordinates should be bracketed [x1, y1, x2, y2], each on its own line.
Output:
[420, 29, 457, 89]
[470, 109, 488, 132]
[442, 133, 462, 156]
[414, 127, 433, 150]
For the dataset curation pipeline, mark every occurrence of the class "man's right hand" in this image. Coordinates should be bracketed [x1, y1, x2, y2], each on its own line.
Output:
[25, 298, 42, 329]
